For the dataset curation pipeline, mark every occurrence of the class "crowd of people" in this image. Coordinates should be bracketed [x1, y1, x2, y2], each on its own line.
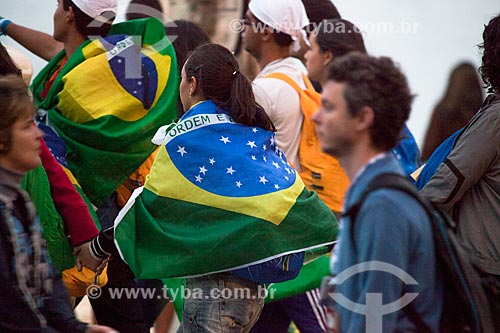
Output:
[0, 0, 499, 332]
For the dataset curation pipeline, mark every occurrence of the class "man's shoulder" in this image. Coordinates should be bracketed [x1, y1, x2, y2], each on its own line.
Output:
[366, 186, 424, 211]
[252, 74, 302, 106]
[466, 94, 500, 128]
[447, 94, 500, 157]
[361, 185, 423, 212]
[350, 161, 429, 225]
[352, 186, 431, 247]
[255, 57, 307, 86]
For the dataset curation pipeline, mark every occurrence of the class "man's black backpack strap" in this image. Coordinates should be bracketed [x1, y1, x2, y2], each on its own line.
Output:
[343, 173, 433, 248]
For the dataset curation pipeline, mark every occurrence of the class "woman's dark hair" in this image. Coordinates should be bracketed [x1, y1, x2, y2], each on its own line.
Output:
[302, 0, 341, 24]
[185, 43, 274, 131]
[421, 62, 483, 160]
[166, 20, 211, 73]
[315, 19, 367, 58]
[301, 0, 341, 35]
[166, 20, 211, 116]
[479, 14, 500, 93]
[0, 74, 34, 154]
[0, 43, 22, 77]
[63, 0, 115, 39]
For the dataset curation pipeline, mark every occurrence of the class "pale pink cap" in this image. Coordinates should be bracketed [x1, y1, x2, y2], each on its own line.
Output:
[71, 0, 118, 19]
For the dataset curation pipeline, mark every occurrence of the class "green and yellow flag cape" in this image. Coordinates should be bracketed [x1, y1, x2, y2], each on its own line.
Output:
[114, 100, 338, 279]
[32, 18, 179, 206]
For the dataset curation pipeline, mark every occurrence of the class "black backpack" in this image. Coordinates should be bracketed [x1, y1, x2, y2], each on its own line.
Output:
[343, 173, 494, 333]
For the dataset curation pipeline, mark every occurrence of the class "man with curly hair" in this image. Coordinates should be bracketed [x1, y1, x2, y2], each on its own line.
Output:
[421, 12, 500, 330]
[313, 53, 443, 332]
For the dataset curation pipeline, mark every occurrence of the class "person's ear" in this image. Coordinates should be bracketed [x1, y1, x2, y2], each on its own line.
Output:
[261, 26, 273, 42]
[67, 6, 75, 24]
[189, 76, 198, 97]
[323, 51, 333, 67]
[355, 106, 375, 131]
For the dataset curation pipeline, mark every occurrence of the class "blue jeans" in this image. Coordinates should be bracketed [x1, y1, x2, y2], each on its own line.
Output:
[177, 273, 264, 333]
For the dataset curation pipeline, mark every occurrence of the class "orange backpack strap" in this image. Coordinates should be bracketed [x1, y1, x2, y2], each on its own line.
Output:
[264, 72, 349, 213]
[265, 72, 304, 92]
[265, 73, 316, 94]
[264, 73, 319, 114]
[301, 73, 316, 91]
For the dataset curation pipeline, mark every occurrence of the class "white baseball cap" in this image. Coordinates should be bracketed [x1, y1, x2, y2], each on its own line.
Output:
[71, 0, 118, 19]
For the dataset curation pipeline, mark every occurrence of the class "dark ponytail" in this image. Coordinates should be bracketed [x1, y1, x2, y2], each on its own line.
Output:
[185, 43, 275, 131]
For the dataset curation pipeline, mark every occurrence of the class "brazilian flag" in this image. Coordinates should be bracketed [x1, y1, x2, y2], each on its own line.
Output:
[114, 100, 338, 279]
[31, 18, 179, 206]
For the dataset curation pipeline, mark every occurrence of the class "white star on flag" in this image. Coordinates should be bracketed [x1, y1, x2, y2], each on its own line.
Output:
[272, 162, 281, 169]
[199, 166, 208, 175]
[236, 181, 243, 188]
[209, 158, 216, 165]
[227, 166, 236, 175]
[220, 136, 231, 144]
[251, 155, 257, 161]
[274, 184, 280, 189]
[246, 141, 257, 148]
[270, 137, 276, 146]
[262, 144, 267, 150]
[252, 128, 258, 133]
[177, 146, 187, 156]
[285, 176, 289, 181]
[263, 156, 267, 162]
[259, 176, 268, 184]
[195, 175, 203, 183]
